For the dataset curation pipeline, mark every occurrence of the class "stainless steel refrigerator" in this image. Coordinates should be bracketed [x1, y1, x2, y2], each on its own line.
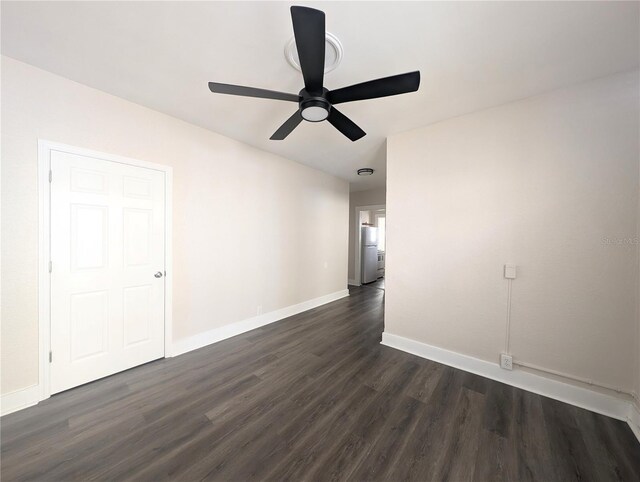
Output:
[361, 226, 379, 284]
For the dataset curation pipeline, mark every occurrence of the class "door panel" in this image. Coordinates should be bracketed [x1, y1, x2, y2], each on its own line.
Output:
[70, 290, 108, 360]
[70, 167, 108, 194]
[123, 285, 152, 346]
[50, 150, 165, 394]
[123, 208, 152, 266]
[123, 176, 152, 199]
[71, 204, 108, 270]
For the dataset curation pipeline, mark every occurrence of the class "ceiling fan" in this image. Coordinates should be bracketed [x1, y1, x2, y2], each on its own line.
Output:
[208, 6, 420, 142]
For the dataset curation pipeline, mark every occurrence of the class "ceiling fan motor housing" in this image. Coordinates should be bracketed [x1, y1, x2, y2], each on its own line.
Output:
[299, 88, 331, 122]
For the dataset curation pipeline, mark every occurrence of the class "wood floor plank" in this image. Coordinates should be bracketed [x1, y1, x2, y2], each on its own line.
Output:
[263, 384, 378, 481]
[510, 389, 557, 482]
[482, 380, 515, 438]
[577, 409, 640, 481]
[2, 284, 638, 481]
[473, 429, 517, 482]
[349, 394, 425, 481]
[432, 387, 486, 481]
[403, 360, 444, 403]
[542, 397, 601, 481]
[594, 412, 640, 480]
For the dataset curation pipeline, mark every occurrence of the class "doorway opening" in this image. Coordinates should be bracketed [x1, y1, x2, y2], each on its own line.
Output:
[352, 204, 386, 287]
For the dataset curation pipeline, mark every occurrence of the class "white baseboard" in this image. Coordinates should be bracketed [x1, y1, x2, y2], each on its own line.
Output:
[348, 279, 360, 286]
[381, 332, 635, 429]
[628, 401, 640, 443]
[1, 384, 40, 416]
[172, 289, 350, 356]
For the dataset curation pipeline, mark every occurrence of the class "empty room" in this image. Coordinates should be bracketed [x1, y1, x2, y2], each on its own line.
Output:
[1, 1, 639, 480]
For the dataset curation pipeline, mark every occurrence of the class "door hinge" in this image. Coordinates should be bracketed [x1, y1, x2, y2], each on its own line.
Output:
[49, 261, 52, 273]
[49, 170, 52, 183]
[49, 351, 53, 363]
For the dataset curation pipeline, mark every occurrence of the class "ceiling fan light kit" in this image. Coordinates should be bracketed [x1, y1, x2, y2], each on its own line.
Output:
[208, 6, 421, 142]
[357, 168, 374, 176]
[300, 97, 330, 122]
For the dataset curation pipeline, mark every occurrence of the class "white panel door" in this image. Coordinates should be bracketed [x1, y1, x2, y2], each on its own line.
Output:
[50, 150, 165, 394]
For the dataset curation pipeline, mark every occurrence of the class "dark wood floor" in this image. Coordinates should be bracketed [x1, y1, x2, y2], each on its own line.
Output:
[362, 277, 385, 290]
[2, 285, 639, 481]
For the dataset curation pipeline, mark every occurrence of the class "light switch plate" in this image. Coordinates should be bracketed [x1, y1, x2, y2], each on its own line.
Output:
[504, 264, 517, 280]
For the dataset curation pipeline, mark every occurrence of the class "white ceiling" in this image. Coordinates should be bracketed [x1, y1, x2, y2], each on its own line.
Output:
[2, 1, 638, 191]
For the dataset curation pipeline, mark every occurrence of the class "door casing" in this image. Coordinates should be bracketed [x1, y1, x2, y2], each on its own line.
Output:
[38, 140, 173, 402]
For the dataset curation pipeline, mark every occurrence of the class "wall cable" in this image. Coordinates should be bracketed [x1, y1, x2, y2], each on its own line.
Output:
[504, 278, 513, 354]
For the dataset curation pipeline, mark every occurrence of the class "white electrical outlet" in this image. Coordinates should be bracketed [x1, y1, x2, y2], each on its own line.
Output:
[500, 353, 513, 370]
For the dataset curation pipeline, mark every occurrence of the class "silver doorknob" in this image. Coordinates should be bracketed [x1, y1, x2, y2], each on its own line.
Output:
[154, 271, 163, 278]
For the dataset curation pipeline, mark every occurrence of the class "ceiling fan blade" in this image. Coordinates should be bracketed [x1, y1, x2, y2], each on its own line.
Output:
[270, 110, 304, 140]
[328, 71, 420, 105]
[290, 6, 325, 94]
[327, 108, 366, 142]
[208, 82, 300, 102]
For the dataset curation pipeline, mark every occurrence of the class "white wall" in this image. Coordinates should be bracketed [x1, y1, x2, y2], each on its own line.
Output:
[385, 71, 639, 394]
[1, 57, 349, 395]
[348, 187, 386, 281]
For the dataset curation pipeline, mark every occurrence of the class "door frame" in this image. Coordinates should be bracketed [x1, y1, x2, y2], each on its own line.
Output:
[353, 204, 385, 286]
[38, 140, 173, 401]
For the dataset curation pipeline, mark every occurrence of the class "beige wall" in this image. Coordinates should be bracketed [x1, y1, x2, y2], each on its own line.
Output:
[637, 157, 640, 410]
[1, 57, 349, 395]
[385, 71, 639, 393]
[348, 187, 386, 281]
